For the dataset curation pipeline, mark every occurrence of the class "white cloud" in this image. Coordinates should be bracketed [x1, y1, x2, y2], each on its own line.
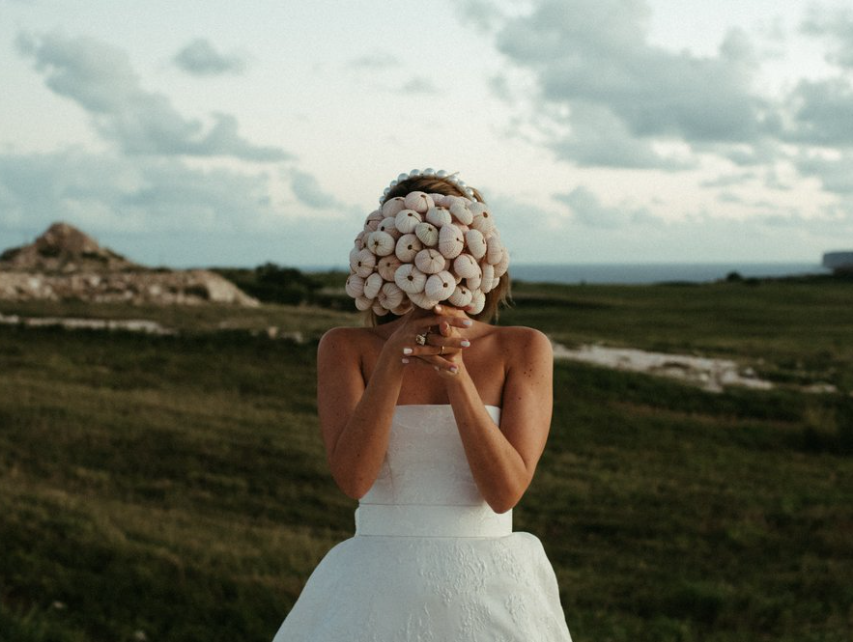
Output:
[3, 2, 851, 268]
[553, 185, 662, 228]
[0, 149, 279, 234]
[0, 148, 362, 267]
[463, 0, 853, 241]
[455, 0, 505, 33]
[172, 38, 247, 76]
[551, 103, 694, 169]
[348, 52, 399, 69]
[487, 0, 775, 170]
[787, 78, 853, 146]
[795, 151, 853, 194]
[717, 190, 744, 204]
[289, 169, 345, 210]
[16, 32, 289, 162]
[400, 77, 439, 95]
[801, 6, 853, 69]
[700, 171, 757, 188]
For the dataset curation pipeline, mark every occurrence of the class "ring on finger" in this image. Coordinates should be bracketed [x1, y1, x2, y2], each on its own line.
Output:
[439, 345, 445, 355]
[415, 333, 428, 346]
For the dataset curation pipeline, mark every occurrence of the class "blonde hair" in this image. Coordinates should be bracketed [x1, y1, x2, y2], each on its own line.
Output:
[364, 174, 511, 327]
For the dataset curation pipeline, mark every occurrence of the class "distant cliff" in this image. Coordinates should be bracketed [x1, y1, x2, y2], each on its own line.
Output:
[823, 251, 853, 274]
[0, 222, 259, 307]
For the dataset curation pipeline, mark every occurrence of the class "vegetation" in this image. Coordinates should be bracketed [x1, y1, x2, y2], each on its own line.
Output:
[0, 277, 851, 641]
[506, 276, 853, 392]
[212, 264, 345, 308]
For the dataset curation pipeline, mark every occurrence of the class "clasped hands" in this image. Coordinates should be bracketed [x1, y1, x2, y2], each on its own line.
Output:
[397, 304, 473, 375]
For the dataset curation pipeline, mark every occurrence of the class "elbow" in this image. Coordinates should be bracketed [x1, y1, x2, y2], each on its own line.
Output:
[484, 486, 525, 514]
[336, 481, 365, 501]
[333, 474, 371, 501]
[329, 464, 372, 500]
[488, 499, 517, 515]
[484, 470, 534, 514]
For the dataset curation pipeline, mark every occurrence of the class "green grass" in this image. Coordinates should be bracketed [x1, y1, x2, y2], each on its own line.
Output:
[0, 327, 350, 642]
[505, 277, 853, 391]
[1, 280, 852, 641]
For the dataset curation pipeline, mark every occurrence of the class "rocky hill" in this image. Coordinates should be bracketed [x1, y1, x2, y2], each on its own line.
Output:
[0, 222, 137, 273]
[0, 223, 259, 307]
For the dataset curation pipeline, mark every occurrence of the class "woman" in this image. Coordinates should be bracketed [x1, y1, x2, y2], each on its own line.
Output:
[272, 170, 572, 641]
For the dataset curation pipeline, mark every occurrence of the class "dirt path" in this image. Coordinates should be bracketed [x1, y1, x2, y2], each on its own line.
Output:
[551, 342, 774, 392]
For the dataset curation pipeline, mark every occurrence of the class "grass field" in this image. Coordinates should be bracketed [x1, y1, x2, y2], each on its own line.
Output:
[1, 278, 852, 641]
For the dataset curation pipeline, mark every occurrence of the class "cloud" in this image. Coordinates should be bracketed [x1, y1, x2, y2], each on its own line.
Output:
[400, 77, 439, 95]
[700, 171, 756, 188]
[0, 149, 362, 267]
[487, 74, 514, 103]
[714, 192, 794, 210]
[712, 139, 782, 167]
[0, 149, 280, 234]
[348, 52, 399, 69]
[479, 0, 777, 169]
[754, 206, 853, 237]
[553, 185, 661, 228]
[551, 103, 693, 169]
[172, 38, 246, 76]
[455, 0, 505, 33]
[787, 78, 853, 146]
[716, 190, 744, 204]
[488, 186, 838, 263]
[801, 6, 853, 69]
[16, 32, 289, 162]
[289, 169, 344, 209]
[795, 151, 853, 194]
[764, 168, 792, 191]
[776, 9, 853, 152]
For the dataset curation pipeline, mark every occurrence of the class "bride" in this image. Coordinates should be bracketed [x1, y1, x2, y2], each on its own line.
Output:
[272, 170, 572, 641]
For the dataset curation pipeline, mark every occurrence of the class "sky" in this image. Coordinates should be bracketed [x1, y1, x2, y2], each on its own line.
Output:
[1, 0, 852, 268]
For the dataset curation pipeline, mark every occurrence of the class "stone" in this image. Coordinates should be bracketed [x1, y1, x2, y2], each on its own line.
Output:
[0, 222, 259, 307]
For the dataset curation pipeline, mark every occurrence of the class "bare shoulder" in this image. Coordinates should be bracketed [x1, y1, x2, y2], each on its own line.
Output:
[318, 326, 379, 358]
[495, 325, 553, 424]
[319, 325, 372, 346]
[491, 325, 553, 361]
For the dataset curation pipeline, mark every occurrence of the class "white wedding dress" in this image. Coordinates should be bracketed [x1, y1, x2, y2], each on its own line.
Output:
[272, 404, 572, 642]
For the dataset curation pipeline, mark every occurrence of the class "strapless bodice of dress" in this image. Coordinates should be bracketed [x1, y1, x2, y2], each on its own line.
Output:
[355, 404, 511, 538]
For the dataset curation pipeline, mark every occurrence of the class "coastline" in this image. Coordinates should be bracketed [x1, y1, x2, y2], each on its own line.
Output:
[508, 262, 827, 285]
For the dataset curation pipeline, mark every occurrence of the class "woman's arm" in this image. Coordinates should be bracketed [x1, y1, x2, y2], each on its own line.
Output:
[415, 325, 554, 513]
[317, 327, 400, 499]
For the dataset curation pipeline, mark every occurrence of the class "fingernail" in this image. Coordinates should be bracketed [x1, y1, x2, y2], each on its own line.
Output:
[434, 305, 442, 312]
[462, 320, 473, 327]
[402, 358, 410, 364]
[434, 366, 440, 371]
[403, 348, 413, 355]
[461, 340, 471, 347]
[449, 366, 459, 374]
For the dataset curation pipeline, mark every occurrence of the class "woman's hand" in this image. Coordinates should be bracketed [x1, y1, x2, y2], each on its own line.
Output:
[402, 304, 473, 375]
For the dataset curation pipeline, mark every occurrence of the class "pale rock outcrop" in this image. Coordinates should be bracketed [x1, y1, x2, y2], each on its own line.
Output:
[0, 222, 259, 307]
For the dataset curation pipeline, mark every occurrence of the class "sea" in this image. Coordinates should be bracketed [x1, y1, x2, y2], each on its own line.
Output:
[508, 262, 828, 285]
